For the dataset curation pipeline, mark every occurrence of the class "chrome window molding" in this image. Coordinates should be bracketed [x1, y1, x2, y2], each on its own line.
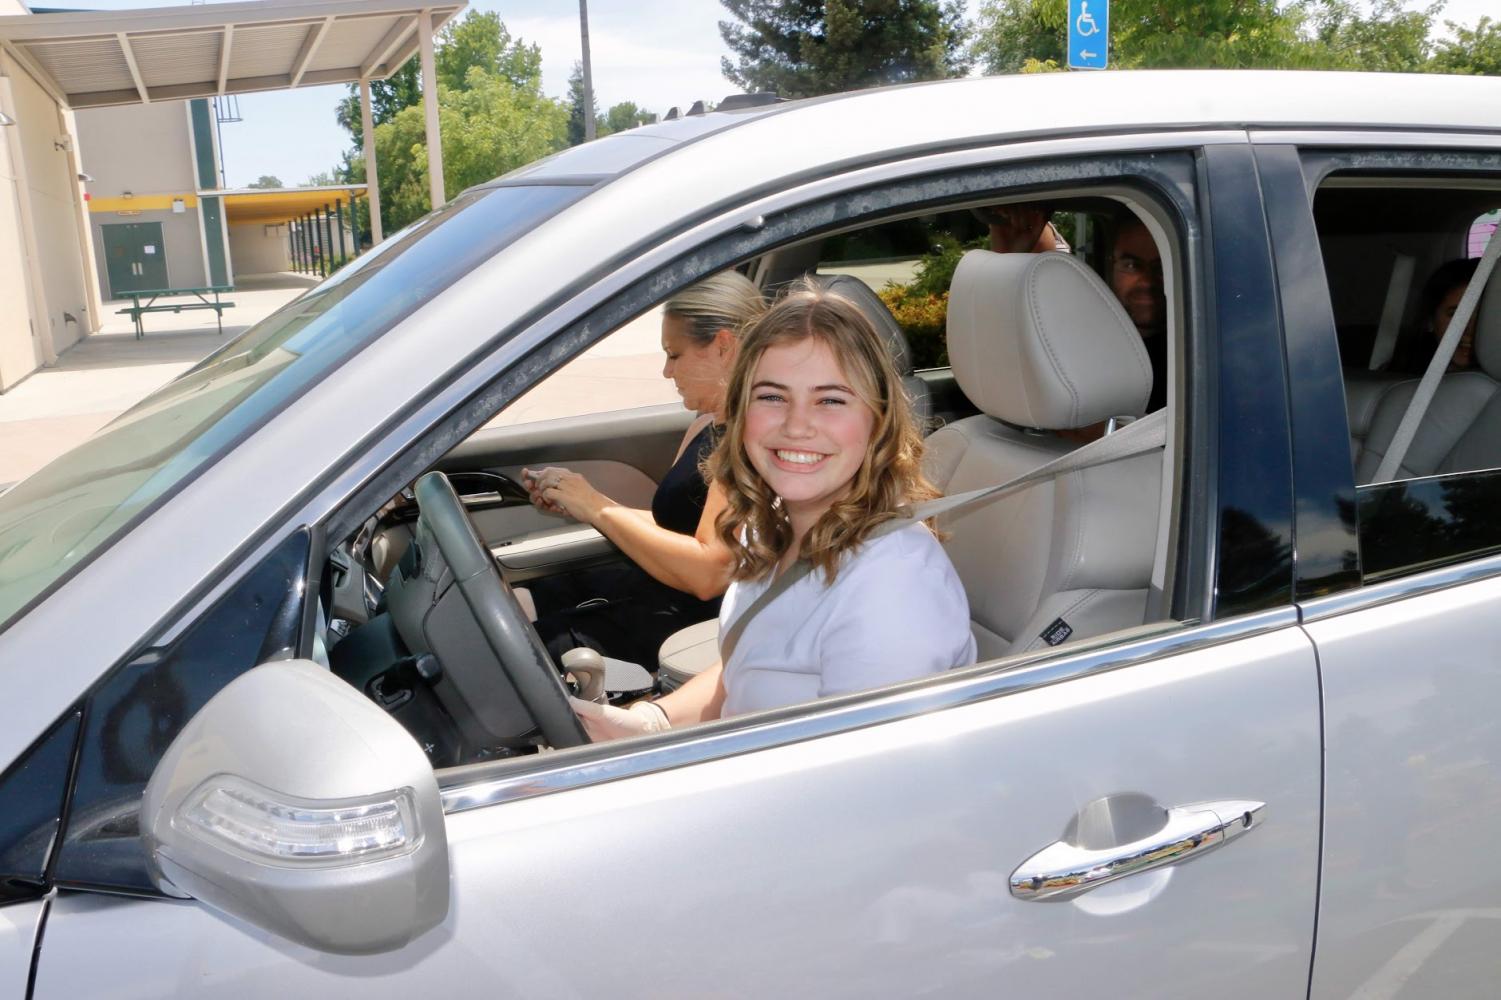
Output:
[439, 606, 1297, 814]
[1251, 129, 1501, 149]
[303, 136, 1213, 546]
[1298, 549, 1501, 624]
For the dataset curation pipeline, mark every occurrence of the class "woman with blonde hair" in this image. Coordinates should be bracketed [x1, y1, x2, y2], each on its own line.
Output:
[574, 282, 975, 738]
[523, 270, 765, 668]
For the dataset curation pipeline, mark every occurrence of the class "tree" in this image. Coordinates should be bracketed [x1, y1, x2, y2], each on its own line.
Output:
[971, 0, 1501, 75]
[436, 10, 544, 92]
[567, 62, 607, 144]
[606, 101, 653, 132]
[969, 0, 1065, 75]
[334, 11, 569, 234]
[1432, 15, 1501, 75]
[247, 175, 284, 189]
[374, 65, 568, 230]
[1303, 0, 1440, 73]
[306, 169, 340, 187]
[334, 62, 419, 150]
[719, 0, 971, 99]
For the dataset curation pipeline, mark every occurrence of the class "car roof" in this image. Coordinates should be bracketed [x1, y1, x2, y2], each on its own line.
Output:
[501, 70, 1501, 191]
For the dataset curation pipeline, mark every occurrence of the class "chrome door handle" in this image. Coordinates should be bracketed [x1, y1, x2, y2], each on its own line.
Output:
[1010, 798, 1264, 901]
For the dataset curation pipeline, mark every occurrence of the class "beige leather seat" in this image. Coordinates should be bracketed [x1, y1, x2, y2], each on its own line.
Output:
[656, 249, 1167, 681]
[1355, 271, 1501, 484]
[929, 250, 1163, 660]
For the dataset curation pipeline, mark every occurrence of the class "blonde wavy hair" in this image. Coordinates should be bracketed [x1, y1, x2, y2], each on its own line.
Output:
[707, 281, 938, 584]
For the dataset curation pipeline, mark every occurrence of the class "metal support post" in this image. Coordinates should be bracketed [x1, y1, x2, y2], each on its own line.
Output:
[322, 204, 334, 273]
[359, 77, 383, 245]
[291, 219, 300, 273]
[335, 198, 347, 265]
[418, 9, 445, 210]
[312, 208, 324, 274]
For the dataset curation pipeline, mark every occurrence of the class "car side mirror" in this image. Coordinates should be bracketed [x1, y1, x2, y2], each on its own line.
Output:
[141, 659, 449, 954]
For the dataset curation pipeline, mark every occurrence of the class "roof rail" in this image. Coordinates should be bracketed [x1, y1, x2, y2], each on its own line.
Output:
[717, 92, 783, 111]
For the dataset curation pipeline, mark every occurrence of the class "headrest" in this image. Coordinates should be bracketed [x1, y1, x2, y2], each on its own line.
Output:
[813, 273, 915, 376]
[1472, 259, 1501, 379]
[947, 250, 1153, 429]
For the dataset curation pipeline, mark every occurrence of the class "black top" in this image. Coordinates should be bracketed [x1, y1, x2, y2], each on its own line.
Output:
[652, 421, 717, 535]
[1142, 329, 1168, 413]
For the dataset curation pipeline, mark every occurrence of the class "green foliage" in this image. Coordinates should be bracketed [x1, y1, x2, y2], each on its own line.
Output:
[305, 169, 340, 187]
[1303, 0, 1440, 72]
[436, 11, 543, 92]
[606, 101, 653, 132]
[971, 0, 1500, 75]
[375, 65, 568, 231]
[567, 62, 608, 145]
[1432, 15, 1501, 75]
[247, 175, 283, 189]
[333, 12, 570, 234]
[971, 0, 1066, 74]
[873, 233, 987, 369]
[719, 0, 972, 98]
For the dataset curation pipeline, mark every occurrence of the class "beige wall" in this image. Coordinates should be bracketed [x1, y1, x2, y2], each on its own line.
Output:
[75, 101, 196, 199]
[77, 101, 208, 299]
[228, 222, 291, 275]
[0, 38, 95, 391]
[12, 59, 90, 355]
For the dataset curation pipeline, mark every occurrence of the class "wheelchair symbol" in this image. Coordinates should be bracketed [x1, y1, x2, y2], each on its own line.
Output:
[1076, 2, 1100, 36]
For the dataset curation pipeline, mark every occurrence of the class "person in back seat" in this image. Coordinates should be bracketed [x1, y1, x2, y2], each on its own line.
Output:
[1108, 216, 1168, 412]
[972, 202, 1070, 254]
[1395, 258, 1482, 374]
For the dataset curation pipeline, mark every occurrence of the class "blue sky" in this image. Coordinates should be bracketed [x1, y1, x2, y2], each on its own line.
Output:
[45, 0, 1501, 188]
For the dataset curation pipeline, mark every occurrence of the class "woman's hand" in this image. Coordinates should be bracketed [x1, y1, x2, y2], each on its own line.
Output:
[569, 696, 670, 742]
[522, 466, 609, 524]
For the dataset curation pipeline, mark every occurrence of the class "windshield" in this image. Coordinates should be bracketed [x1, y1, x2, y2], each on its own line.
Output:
[0, 183, 586, 631]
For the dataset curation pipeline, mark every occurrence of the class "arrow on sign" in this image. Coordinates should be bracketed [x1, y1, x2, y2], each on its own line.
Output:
[1080, 49, 1098, 58]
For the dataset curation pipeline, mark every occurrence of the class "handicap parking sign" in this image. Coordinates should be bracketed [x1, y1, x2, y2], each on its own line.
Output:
[1068, 0, 1109, 70]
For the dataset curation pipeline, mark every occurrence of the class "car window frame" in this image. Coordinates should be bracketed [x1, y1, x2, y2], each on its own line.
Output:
[1272, 140, 1501, 605]
[316, 142, 1253, 791]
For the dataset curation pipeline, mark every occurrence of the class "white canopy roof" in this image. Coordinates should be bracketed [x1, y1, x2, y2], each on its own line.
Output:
[0, 0, 464, 109]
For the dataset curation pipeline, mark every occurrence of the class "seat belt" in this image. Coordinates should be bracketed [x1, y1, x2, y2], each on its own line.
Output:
[719, 410, 1168, 663]
[1368, 252, 1415, 371]
[1372, 235, 1501, 484]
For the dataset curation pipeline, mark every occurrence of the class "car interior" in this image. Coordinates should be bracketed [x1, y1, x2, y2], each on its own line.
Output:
[1324, 181, 1501, 485]
[317, 191, 1189, 769]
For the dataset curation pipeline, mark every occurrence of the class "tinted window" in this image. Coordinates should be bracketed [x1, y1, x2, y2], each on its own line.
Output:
[0, 185, 585, 632]
[0, 709, 80, 902]
[53, 531, 309, 894]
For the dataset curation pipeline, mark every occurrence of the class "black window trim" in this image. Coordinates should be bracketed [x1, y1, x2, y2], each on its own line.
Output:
[1283, 145, 1501, 599]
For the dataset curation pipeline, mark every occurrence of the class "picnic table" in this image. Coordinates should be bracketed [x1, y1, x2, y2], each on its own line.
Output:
[117, 286, 235, 339]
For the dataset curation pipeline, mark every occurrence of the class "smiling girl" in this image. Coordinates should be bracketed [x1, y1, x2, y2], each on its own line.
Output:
[573, 283, 976, 738]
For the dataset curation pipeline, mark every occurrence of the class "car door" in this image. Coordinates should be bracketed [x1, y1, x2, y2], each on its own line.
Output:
[1258, 138, 1501, 998]
[27, 137, 1326, 998]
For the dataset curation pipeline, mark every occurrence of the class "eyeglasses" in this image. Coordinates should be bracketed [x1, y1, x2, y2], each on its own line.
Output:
[1111, 254, 1164, 278]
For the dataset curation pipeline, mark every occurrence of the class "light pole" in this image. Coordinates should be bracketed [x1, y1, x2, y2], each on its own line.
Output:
[579, 0, 595, 141]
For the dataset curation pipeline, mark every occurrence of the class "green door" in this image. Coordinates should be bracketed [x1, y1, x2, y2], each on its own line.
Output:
[101, 222, 169, 297]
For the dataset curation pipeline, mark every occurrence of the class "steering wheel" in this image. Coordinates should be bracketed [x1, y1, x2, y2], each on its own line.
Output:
[413, 471, 588, 749]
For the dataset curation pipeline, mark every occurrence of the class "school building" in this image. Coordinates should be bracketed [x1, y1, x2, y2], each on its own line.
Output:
[0, 0, 463, 392]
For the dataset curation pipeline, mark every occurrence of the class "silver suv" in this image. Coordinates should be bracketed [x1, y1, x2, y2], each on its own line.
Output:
[2, 69, 1501, 998]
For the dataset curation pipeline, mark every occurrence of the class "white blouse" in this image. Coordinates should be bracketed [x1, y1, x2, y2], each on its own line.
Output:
[718, 523, 977, 717]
